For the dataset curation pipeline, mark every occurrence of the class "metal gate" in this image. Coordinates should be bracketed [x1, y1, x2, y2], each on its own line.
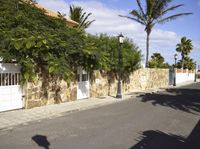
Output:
[77, 67, 90, 100]
[0, 63, 23, 112]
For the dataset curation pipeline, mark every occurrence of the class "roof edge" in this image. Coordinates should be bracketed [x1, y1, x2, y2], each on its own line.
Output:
[35, 4, 79, 27]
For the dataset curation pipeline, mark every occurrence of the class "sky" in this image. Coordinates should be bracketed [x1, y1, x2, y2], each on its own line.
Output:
[37, 0, 200, 66]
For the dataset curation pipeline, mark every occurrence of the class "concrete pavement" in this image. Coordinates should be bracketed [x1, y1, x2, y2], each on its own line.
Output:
[0, 93, 136, 131]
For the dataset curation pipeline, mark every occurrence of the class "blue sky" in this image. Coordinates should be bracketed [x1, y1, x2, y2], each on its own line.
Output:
[38, 0, 200, 66]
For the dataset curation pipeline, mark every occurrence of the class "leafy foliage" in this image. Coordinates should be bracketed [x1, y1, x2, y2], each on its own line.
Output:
[120, 0, 192, 67]
[176, 37, 193, 69]
[177, 56, 195, 70]
[0, 0, 142, 84]
[148, 53, 170, 68]
[69, 5, 95, 31]
[83, 34, 142, 74]
[0, 0, 85, 83]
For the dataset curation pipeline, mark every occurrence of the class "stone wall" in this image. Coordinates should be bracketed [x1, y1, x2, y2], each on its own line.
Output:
[90, 68, 169, 97]
[25, 77, 77, 109]
[24, 68, 169, 109]
[89, 71, 115, 97]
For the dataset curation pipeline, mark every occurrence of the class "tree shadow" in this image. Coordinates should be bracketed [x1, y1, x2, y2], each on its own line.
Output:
[131, 130, 185, 149]
[138, 85, 200, 114]
[130, 120, 200, 149]
[185, 119, 200, 148]
[32, 134, 50, 149]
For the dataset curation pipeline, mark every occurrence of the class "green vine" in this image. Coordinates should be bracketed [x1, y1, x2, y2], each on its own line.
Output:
[0, 0, 142, 85]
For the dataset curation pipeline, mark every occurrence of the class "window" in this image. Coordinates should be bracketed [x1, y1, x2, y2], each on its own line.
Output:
[82, 74, 88, 81]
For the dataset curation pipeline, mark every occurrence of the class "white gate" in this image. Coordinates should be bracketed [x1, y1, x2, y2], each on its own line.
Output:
[0, 63, 23, 112]
[77, 67, 90, 100]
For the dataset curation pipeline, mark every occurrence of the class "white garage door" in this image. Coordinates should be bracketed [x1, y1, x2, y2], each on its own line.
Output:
[0, 63, 23, 112]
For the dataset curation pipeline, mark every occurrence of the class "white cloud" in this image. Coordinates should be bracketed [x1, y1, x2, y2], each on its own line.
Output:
[190, 41, 200, 63]
[37, 0, 69, 16]
[37, 0, 199, 64]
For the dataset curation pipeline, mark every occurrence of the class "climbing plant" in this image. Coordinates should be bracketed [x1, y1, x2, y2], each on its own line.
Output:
[0, 0, 142, 85]
[0, 0, 85, 83]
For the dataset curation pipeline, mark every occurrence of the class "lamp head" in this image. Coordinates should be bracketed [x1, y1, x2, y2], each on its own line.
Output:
[118, 33, 124, 44]
[174, 53, 178, 60]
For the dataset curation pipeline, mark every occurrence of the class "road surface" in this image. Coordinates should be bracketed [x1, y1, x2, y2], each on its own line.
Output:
[0, 83, 200, 149]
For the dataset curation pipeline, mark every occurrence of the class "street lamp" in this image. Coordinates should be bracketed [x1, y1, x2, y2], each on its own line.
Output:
[194, 61, 197, 82]
[116, 33, 124, 98]
[173, 53, 178, 86]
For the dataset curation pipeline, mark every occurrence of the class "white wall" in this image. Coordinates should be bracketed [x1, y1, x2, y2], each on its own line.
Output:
[176, 72, 195, 84]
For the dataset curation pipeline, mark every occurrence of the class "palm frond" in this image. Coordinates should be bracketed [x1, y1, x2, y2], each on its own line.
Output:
[136, 0, 146, 19]
[130, 10, 146, 23]
[79, 19, 95, 30]
[83, 20, 95, 29]
[69, 5, 73, 19]
[162, 4, 184, 16]
[181, 37, 186, 42]
[79, 12, 87, 23]
[119, 15, 146, 25]
[146, 0, 154, 17]
[79, 13, 92, 27]
[156, 13, 193, 24]
[152, 0, 172, 19]
[69, 5, 94, 30]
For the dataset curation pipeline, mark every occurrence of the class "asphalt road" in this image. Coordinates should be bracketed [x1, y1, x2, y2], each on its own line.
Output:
[0, 83, 200, 149]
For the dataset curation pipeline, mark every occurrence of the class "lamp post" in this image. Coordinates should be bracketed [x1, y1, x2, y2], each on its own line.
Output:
[173, 53, 178, 86]
[116, 33, 124, 98]
[194, 61, 197, 82]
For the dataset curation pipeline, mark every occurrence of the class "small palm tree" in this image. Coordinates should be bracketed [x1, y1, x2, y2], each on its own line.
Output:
[119, 0, 192, 67]
[69, 5, 95, 30]
[176, 37, 193, 69]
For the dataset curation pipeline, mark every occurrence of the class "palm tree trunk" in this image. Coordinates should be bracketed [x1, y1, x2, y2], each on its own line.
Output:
[145, 32, 150, 68]
[181, 52, 184, 69]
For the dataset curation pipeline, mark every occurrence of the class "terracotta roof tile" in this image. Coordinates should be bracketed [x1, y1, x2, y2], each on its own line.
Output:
[35, 4, 79, 27]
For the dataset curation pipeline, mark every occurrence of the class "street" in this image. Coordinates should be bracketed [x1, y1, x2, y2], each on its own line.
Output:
[0, 83, 200, 149]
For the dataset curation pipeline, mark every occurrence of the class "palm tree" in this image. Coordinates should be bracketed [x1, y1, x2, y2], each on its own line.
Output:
[119, 0, 192, 67]
[176, 37, 193, 69]
[69, 5, 95, 30]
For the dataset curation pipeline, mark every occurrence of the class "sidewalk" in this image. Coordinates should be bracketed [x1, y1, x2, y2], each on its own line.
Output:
[0, 93, 136, 131]
[168, 80, 199, 88]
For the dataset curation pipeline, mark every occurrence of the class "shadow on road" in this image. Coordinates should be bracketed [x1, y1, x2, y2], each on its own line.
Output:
[130, 130, 185, 149]
[32, 134, 50, 149]
[130, 120, 200, 149]
[138, 85, 200, 114]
